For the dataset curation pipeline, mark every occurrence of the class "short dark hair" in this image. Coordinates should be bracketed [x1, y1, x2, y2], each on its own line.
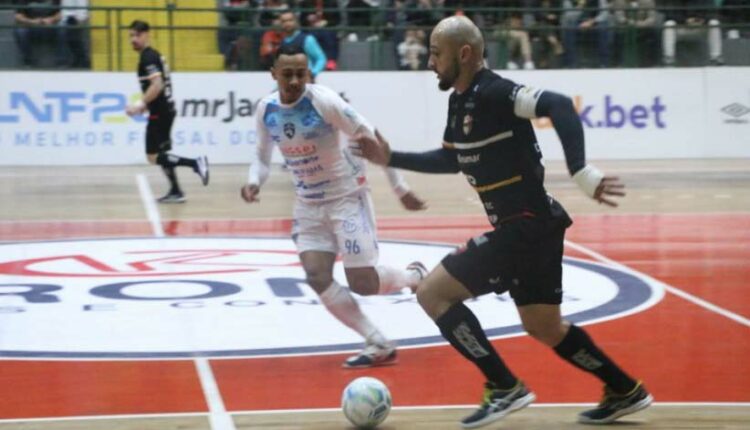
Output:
[274, 44, 307, 62]
[129, 20, 150, 33]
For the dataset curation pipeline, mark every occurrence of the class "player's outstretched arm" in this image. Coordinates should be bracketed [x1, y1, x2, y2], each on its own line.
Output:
[573, 167, 626, 207]
[529, 89, 626, 206]
[355, 130, 460, 174]
[354, 130, 392, 166]
[375, 133, 428, 211]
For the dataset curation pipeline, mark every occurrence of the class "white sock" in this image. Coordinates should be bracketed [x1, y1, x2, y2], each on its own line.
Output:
[375, 265, 421, 294]
[319, 281, 386, 344]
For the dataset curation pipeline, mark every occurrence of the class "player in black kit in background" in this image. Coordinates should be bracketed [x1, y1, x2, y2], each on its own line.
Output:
[125, 20, 209, 203]
[356, 15, 652, 430]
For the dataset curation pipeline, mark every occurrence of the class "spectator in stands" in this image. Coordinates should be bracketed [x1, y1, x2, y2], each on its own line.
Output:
[59, 0, 89, 68]
[259, 0, 288, 27]
[495, 1, 535, 70]
[721, 0, 750, 39]
[218, 0, 255, 70]
[444, 0, 489, 27]
[278, 9, 327, 79]
[396, 27, 427, 69]
[342, 0, 380, 41]
[299, 0, 341, 70]
[561, 0, 613, 68]
[259, 13, 283, 69]
[661, 0, 722, 65]
[532, 0, 564, 68]
[13, 0, 62, 67]
[612, 0, 659, 67]
[408, 0, 445, 27]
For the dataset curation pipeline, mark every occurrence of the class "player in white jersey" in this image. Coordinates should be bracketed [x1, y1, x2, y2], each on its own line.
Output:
[242, 44, 428, 368]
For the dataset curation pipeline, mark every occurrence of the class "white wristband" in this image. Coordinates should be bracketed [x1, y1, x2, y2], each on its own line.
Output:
[133, 99, 145, 109]
[573, 164, 604, 198]
[393, 184, 410, 198]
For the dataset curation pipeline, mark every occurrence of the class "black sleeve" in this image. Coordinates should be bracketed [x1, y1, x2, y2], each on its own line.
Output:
[388, 148, 460, 174]
[535, 91, 585, 176]
[142, 50, 162, 77]
[488, 78, 518, 118]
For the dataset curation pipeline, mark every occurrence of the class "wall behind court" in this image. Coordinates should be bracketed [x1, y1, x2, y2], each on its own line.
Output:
[0, 68, 748, 166]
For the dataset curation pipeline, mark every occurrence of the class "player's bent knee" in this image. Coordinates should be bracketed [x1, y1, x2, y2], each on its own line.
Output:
[523, 322, 566, 347]
[345, 270, 379, 296]
[147, 154, 158, 164]
[416, 283, 452, 320]
[306, 272, 333, 294]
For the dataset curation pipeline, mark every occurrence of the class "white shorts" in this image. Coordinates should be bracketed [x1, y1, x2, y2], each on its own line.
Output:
[291, 190, 379, 268]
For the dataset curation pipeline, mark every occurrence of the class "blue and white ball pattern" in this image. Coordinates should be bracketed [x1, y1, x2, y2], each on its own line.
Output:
[341, 377, 392, 428]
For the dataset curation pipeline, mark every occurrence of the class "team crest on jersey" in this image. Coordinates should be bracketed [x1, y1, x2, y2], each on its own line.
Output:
[463, 114, 473, 135]
[284, 122, 296, 139]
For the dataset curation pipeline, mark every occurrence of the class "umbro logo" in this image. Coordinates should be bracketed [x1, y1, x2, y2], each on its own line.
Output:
[720, 103, 750, 124]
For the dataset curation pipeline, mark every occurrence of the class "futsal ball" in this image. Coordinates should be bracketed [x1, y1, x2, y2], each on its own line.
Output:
[341, 376, 392, 429]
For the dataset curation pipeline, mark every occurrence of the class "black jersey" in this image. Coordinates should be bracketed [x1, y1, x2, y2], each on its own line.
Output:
[442, 68, 571, 228]
[137, 47, 175, 115]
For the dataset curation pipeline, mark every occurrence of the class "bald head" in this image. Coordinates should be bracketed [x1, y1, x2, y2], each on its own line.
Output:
[428, 16, 485, 91]
[432, 16, 484, 59]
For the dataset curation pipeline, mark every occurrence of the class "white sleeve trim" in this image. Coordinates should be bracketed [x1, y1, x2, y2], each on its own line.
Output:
[513, 86, 544, 119]
[248, 100, 274, 186]
[384, 167, 410, 197]
[572, 164, 604, 198]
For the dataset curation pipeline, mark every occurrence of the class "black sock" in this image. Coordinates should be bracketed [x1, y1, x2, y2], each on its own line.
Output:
[156, 152, 197, 169]
[553, 325, 636, 393]
[161, 166, 182, 194]
[435, 303, 517, 389]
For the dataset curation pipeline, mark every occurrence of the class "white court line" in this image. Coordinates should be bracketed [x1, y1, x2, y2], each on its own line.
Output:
[135, 174, 164, 238]
[565, 240, 750, 328]
[136, 175, 236, 430]
[195, 358, 236, 430]
[1, 402, 748, 424]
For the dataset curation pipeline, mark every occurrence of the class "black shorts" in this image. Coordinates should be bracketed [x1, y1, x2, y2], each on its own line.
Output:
[441, 217, 567, 306]
[145, 112, 175, 155]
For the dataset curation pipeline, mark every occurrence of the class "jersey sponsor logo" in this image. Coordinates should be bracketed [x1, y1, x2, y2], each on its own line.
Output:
[301, 192, 326, 199]
[457, 153, 481, 165]
[286, 155, 319, 167]
[0, 238, 663, 358]
[291, 165, 325, 178]
[280, 144, 316, 157]
[294, 177, 329, 189]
